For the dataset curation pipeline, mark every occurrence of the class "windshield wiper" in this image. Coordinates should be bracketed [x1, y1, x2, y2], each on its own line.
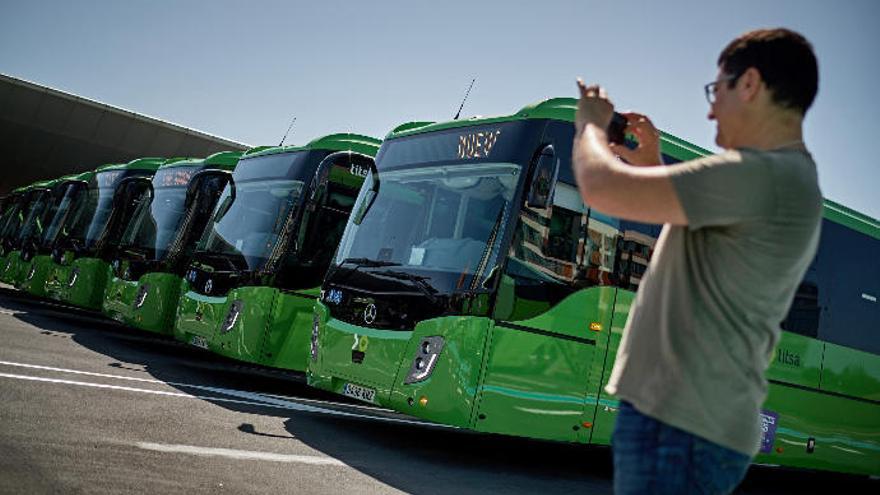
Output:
[375, 269, 440, 304]
[341, 257, 401, 268]
[471, 206, 506, 290]
[333, 257, 401, 284]
[194, 251, 247, 273]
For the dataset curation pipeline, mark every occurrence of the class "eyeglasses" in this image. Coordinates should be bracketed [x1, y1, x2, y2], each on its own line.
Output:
[704, 73, 740, 104]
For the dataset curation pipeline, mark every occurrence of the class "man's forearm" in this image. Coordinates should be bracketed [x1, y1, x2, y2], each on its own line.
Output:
[573, 123, 622, 205]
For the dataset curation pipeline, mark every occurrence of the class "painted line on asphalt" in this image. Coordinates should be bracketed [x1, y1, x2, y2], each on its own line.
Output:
[0, 366, 451, 429]
[0, 359, 409, 416]
[136, 442, 347, 466]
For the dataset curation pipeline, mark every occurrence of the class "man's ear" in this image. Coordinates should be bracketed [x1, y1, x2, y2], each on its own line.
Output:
[737, 67, 763, 103]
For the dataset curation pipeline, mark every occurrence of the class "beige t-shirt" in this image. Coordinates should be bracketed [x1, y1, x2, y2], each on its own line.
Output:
[604, 148, 823, 456]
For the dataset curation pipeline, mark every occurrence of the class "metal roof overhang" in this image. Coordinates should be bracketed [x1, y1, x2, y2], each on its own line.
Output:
[0, 73, 249, 194]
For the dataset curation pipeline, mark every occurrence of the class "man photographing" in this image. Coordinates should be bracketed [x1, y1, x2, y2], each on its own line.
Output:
[571, 28, 822, 494]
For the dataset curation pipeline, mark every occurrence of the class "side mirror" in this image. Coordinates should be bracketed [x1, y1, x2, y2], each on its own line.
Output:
[96, 176, 152, 255]
[297, 151, 374, 257]
[186, 170, 232, 209]
[526, 145, 558, 210]
[212, 174, 237, 221]
[352, 163, 380, 226]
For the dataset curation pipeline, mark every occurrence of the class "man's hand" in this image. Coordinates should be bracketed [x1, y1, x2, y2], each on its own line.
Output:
[575, 78, 614, 135]
[611, 112, 663, 167]
[572, 78, 687, 226]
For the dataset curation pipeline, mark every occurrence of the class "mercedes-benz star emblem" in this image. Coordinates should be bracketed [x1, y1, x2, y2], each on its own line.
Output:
[363, 303, 377, 325]
[205, 279, 214, 294]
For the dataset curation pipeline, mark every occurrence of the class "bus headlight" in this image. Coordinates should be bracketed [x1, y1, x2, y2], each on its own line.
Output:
[133, 284, 150, 309]
[404, 336, 444, 384]
[310, 313, 320, 362]
[221, 300, 243, 333]
[67, 267, 79, 287]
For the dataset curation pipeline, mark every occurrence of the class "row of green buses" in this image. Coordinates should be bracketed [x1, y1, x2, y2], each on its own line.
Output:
[1, 97, 877, 478]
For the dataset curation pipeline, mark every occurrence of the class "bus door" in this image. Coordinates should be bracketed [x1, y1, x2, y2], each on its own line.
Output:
[476, 144, 615, 442]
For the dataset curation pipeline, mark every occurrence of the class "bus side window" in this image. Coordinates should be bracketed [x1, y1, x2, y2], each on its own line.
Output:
[584, 210, 622, 287]
[496, 181, 593, 320]
[612, 220, 661, 290]
[300, 152, 372, 267]
[780, 254, 822, 339]
[815, 219, 880, 354]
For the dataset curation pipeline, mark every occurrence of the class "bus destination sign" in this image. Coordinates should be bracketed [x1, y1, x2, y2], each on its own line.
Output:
[457, 130, 502, 160]
[159, 167, 197, 187]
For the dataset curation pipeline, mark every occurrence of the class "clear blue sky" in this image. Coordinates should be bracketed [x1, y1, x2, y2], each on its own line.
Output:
[2, 0, 878, 218]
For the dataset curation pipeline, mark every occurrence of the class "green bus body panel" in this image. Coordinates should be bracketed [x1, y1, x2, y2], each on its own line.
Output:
[104, 272, 185, 334]
[209, 286, 276, 364]
[60, 257, 112, 310]
[823, 200, 880, 241]
[753, 383, 880, 475]
[387, 316, 494, 428]
[309, 302, 412, 405]
[128, 273, 186, 334]
[472, 287, 617, 442]
[173, 286, 318, 371]
[44, 257, 73, 302]
[259, 289, 320, 370]
[765, 332, 824, 389]
[18, 255, 54, 297]
[588, 289, 633, 445]
[102, 275, 140, 324]
[242, 134, 381, 160]
[473, 321, 593, 442]
[821, 343, 880, 401]
[0, 251, 24, 285]
[174, 283, 226, 343]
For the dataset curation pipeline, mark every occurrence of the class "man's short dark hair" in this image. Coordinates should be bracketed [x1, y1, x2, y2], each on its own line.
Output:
[718, 28, 819, 115]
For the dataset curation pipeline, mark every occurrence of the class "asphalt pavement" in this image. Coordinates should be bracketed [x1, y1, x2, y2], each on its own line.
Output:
[0, 287, 876, 494]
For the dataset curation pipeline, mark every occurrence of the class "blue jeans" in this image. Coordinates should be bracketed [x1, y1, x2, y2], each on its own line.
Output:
[612, 401, 752, 495]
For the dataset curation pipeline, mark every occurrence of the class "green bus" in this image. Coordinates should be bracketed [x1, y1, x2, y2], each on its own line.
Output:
[13, 175, 80, 293]
[0, 192, 18, 256]
[0, 180, 54, 285]
[45, 158, 166, 310]
[174, 134, 380, 372]
[0, 186, 30, 282]
[308, 98, 880, 477]
[18, 171, 96, 298]
[101, 152, 241, 333]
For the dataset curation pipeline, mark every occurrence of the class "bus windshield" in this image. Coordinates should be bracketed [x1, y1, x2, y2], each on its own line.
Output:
[333, 162, 521, 293]
[40, 182, 86, 250]
[65, 169, 139, 252]
[195, 151, 315, 272]
[17, 189, 53, 243]
[0, 196, 27, 245]
[119, 167, 197, 261]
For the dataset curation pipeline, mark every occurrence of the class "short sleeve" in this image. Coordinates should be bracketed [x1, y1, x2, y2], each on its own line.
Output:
[668, 150, 776, 229]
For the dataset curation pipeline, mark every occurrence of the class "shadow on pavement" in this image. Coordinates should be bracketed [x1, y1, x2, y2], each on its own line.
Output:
[283, 412, 615, 495]
[2, 288, 878, 494]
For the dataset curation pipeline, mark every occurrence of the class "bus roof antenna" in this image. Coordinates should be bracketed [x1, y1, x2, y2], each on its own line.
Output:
[453, 78, 476, 120]
[279, 116, 297, 147]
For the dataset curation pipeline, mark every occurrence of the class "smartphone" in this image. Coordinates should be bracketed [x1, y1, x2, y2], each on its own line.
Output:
[607, 112, 628, 145]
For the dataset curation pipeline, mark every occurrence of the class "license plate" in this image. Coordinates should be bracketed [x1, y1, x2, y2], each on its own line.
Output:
[190, 335, 209, 350]
[342, 382, 376, 403]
